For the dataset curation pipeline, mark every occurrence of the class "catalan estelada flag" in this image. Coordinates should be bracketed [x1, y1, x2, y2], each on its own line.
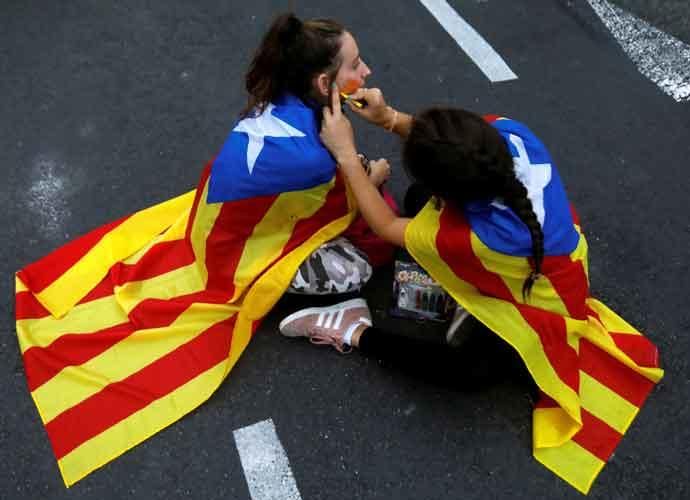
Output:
[15, 94, 355, 486]
[404, 116, 663, 494]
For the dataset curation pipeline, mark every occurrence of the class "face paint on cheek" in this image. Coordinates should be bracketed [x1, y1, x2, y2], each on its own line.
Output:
[339, 79, 366, 108]
[341, 79, 361, 95]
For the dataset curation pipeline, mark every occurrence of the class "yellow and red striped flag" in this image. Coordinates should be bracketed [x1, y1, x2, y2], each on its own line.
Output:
[402, 115, 663, 493]
[405, 199, 663, 494]
[15, 161, 355, 486]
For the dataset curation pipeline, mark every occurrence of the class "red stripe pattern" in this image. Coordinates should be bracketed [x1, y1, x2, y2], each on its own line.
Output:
[18, 216, 129, 293]
[16, 160, 351, 484]
[436, 208, 581, 393]
[408, 200, 662, 492]
[46, 315, 237, 459]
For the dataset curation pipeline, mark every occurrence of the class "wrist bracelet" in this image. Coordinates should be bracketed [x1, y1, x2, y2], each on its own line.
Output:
[358, 153, 371, 175]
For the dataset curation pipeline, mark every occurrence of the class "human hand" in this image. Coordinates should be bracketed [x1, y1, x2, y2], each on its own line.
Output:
[321, 83, 358, 164]
[368, 158, 391, 187]
[345, 87, 396, 129]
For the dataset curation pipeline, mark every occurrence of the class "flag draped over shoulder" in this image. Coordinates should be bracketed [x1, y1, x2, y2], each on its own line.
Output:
[404, 116, 663, 494]
[15, 94, 355, 486]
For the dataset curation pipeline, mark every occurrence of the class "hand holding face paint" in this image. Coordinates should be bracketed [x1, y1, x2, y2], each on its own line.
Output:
[344, 87, 397, 130]
[338, 79, 367, 108]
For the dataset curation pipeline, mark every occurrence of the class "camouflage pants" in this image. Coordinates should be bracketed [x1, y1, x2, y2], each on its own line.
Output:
[288, 237, 373, 295]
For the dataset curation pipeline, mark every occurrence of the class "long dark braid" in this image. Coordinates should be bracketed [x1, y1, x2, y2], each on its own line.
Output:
[403, 108, 545, 299]
[500, 171, 544, 299]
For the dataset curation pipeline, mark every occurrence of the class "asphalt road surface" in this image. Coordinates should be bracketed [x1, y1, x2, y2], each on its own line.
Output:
[2, 1, 689, 499]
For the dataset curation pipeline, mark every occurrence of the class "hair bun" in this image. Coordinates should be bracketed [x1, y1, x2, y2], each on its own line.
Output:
[278, 13, 303, 45]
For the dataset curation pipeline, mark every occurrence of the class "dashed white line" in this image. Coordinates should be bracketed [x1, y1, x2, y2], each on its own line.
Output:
[418, 0, 518, 82]
[234, 419, 302, 500]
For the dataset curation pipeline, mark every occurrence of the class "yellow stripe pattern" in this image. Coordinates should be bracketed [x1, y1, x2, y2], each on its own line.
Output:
[17, 295, 127, 354]
[33, 304, 238, 423]
[35, 191, 196, 319]
[405, 204, 582, 423]
[534, 440, 605, 494]
[405, 201, 663, 494]
[17, 174, 355, 487]
[57, 360, 228, 486]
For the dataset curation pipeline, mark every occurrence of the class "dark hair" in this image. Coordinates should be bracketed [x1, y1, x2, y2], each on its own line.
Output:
[403, 108, 544, 299]
[242, 13, 345, 117]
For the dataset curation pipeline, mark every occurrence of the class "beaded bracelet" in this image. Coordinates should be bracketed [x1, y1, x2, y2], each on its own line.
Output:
[358, 153, 371, 175]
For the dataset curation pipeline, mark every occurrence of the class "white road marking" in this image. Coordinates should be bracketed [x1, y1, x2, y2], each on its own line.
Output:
[234, 419, 302, 500]
[587, 0, 690, 102]
[418, 0, 517, 82]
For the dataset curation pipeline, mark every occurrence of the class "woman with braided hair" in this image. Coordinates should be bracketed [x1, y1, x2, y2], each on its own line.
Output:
[280, 87, 664, 493]
[279, 86, 581, 390]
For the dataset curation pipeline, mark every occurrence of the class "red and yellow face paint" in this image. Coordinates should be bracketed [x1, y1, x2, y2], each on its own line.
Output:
[339, 79, 366, 108]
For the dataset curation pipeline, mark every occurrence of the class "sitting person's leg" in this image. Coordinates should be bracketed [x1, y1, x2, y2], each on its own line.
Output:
[279, 298, 531, 391]
[287, 237, 373, 295]
[288, 181, 410, 296]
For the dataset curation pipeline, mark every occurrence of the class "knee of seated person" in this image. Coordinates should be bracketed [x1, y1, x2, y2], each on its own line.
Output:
[331, 247, 372, 282]
[288, 238, 372, 295]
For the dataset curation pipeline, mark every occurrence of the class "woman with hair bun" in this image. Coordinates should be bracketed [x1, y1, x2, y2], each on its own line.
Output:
[212, 13, 397, 296]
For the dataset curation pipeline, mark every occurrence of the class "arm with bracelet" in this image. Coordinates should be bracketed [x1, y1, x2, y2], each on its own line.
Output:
[344, 87, 414, 138]
[321, 84, 413, 247]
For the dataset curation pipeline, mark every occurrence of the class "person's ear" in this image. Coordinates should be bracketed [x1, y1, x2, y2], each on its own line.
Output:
[314, 72, 331, 98]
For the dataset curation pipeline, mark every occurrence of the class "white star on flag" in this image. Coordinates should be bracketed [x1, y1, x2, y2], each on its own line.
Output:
[233, 103, 306, 174]
[492, 134, 552, 226]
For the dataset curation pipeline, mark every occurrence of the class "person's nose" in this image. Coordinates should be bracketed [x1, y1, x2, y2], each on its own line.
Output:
[361, 61, 372, 79]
